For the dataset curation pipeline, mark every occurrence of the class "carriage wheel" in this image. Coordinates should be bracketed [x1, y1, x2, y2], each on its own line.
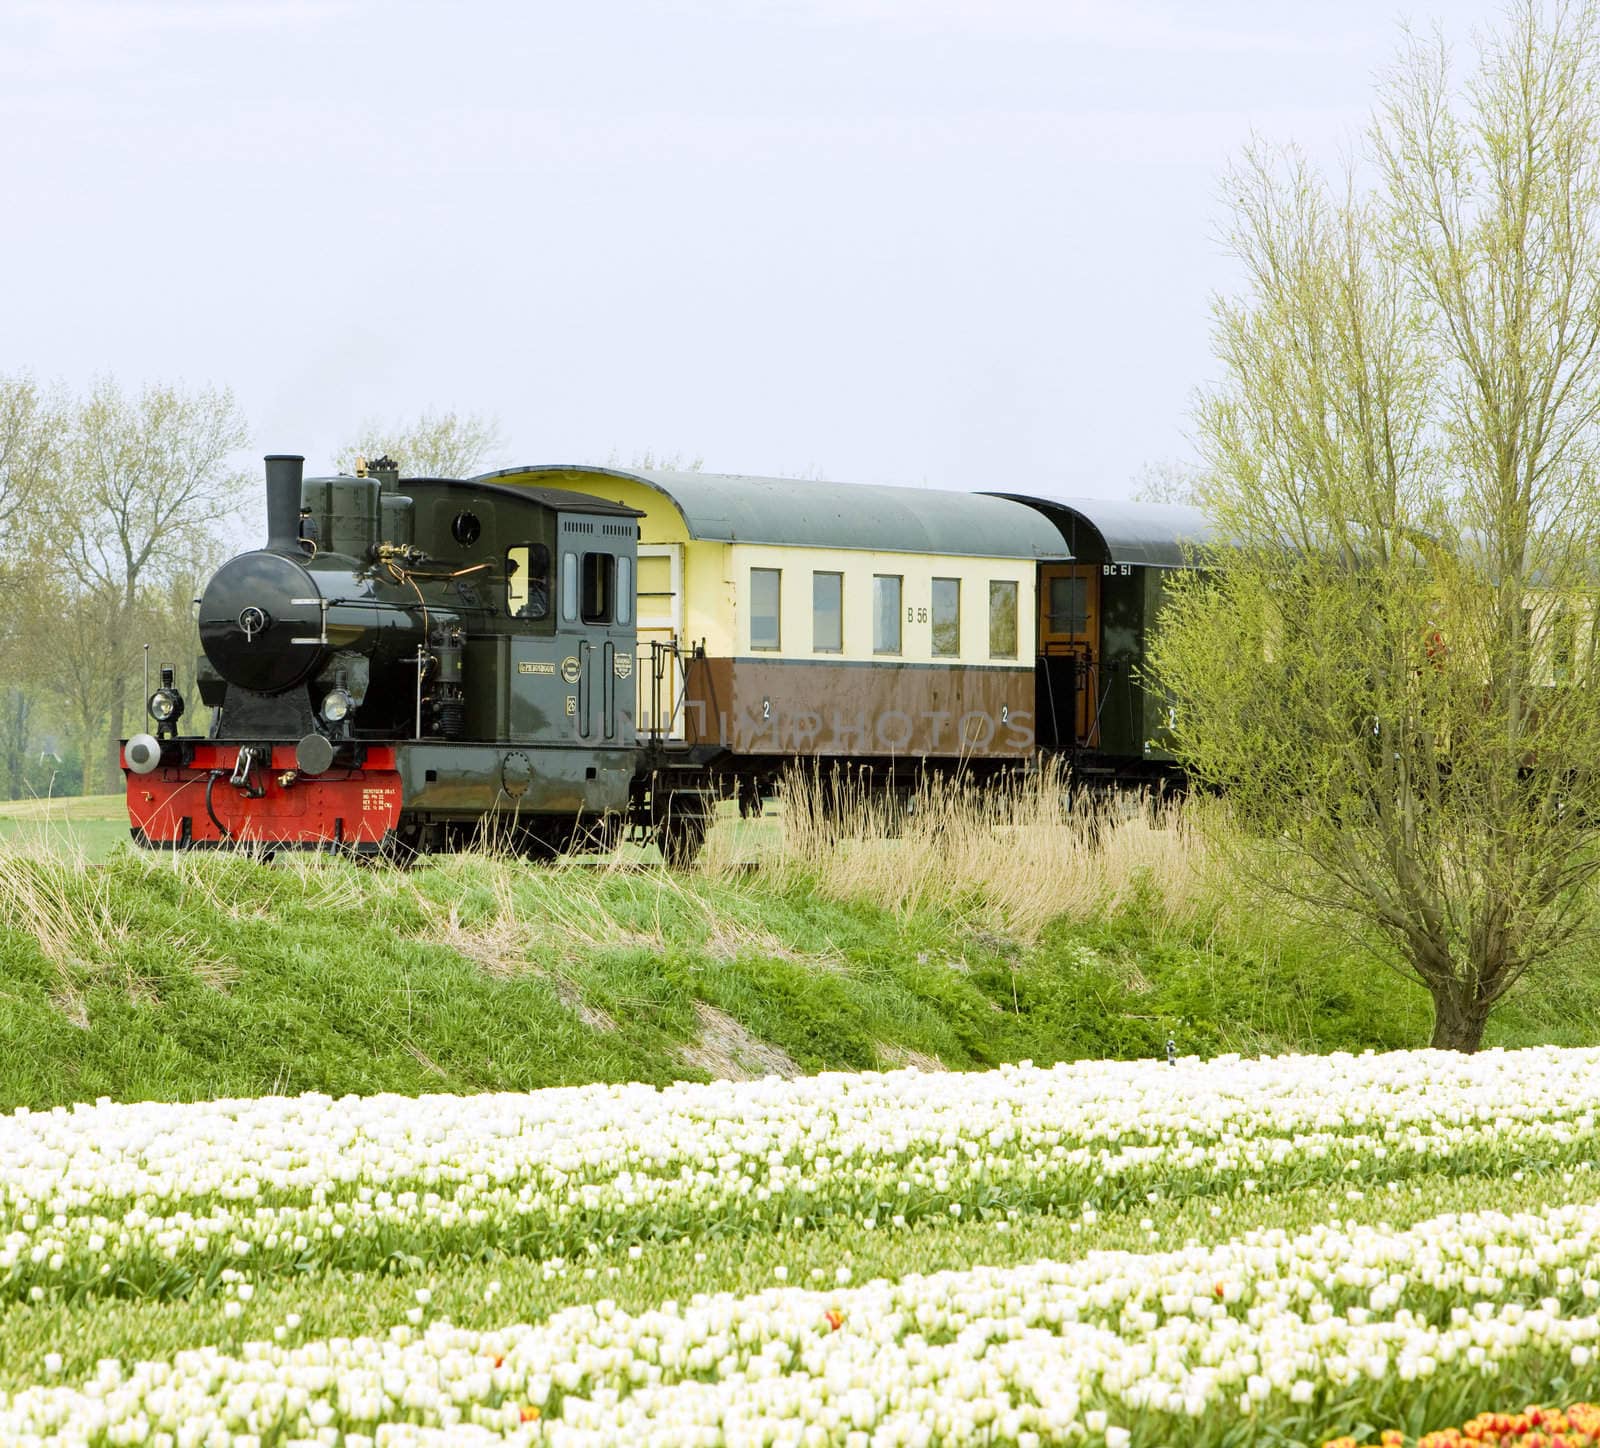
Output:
[655, 795, 710, 869]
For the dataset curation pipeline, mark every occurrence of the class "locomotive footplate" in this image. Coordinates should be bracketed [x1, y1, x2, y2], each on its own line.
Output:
[125, 742, 402, 850]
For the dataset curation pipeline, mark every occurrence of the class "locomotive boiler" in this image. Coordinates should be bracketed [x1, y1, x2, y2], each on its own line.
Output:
[196, 455, 460, 747]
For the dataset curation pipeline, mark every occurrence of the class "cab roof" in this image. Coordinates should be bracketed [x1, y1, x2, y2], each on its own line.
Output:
[404, 477, 642, 518]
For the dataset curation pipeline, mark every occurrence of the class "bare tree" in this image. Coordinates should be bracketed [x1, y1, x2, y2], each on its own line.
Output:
[1151, 1, 1600, 1051]
[335, 408, 506, 478]
[1130, 459, 1202, 505]
[606, 447, 706, 474]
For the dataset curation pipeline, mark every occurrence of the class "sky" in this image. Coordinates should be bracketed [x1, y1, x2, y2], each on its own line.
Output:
[0, 0, 1511, 507]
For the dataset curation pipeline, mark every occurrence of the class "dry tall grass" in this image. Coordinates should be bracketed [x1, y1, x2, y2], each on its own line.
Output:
[737, 761, 1208, 941]
[0, 763, 1209, 1000]
[0, 843, 235, 1020]
[404, 843, 834, 973]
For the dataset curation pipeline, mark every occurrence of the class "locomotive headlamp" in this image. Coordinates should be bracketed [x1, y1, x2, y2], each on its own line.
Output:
[147, 665, 184, 735]
[320, 687, 353, 723]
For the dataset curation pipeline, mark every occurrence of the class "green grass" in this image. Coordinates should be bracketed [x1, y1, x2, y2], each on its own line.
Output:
[0, 829, 1490, 1112]
[0, 791, 1591, 1104]
[8, 794, 1597, 1072]
[0, 794, 127, 820]
[0, 792, 783, 867]
[0, 792, 129, 862]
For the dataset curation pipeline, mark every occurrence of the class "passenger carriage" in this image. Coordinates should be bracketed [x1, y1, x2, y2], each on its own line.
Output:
[475, 468, 1056, 791]
[476, 466, 1207, 806]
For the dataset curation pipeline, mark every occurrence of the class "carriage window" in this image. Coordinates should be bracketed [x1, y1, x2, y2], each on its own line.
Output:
[617, 556, 633, 625]
[637, 552, 672, 609]
[1048, 575, 1089, 634]
[932, 578, 960, 657]
[561, 552, 578, 622]
[813, 571, 842, 653]
[751, 568, 781, 650]
[873, 575, 901, 655]
[581, 552, 615, 624]
[989, 581, 1018, 658]
[505, 544, 550, 620]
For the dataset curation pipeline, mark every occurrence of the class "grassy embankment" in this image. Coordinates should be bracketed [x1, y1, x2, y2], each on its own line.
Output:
[0, 774, 1595, 1113]
[0, 792, 131, 860]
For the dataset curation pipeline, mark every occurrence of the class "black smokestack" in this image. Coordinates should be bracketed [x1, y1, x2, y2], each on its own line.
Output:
[264, 454, 304, 553]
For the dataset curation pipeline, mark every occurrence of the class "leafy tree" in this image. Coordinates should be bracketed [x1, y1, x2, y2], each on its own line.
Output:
[45, 578, 126, 798]
[59, 380, 249, 790]
[1151, 0, 1600, 1052]
[0, 373, 61, 537]
[0, 375, 65, 799]
[335, 408, 505, 478]
[0, 583, 66, 802]
[0, 689, 33, 801]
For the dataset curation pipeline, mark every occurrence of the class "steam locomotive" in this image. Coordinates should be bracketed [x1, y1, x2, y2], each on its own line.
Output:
[122, 454, 699, 861]
[122, 454, 1206, 861]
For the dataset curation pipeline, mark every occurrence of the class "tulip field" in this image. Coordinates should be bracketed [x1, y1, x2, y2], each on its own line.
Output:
[8, 1049, 1600, 1443]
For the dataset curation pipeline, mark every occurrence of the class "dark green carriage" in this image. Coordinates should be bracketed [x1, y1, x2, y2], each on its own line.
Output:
[984, 491, 1212, 788]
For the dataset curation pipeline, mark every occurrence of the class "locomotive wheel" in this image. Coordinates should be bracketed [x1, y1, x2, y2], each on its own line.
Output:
[512, 818, 572, 861]
[571, 812, 625, 855]
[736, 777, 764, 819]
[374, 825, 427, 869]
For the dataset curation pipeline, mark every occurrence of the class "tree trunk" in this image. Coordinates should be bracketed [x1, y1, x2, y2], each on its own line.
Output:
[74, 708, 99, 801]
[1428, 984, 1491, 1052]
[2, 688, 26, 800]
[105, 677, 126, 794]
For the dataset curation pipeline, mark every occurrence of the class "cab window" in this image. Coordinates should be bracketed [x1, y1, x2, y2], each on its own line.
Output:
[561, 553, 579, 621]
[506, 544, 551, 619]
[581, 552, 615, 624]
[617, 556, 633, 625]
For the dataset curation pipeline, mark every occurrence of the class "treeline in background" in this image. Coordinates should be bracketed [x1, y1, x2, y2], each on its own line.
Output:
[0, 378, 504, 800]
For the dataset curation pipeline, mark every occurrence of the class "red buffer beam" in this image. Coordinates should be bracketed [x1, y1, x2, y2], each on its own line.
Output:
[126, 744, 402, 849]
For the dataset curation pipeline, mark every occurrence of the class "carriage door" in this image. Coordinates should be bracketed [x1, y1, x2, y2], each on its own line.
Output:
[636, 544, 684, 739]
[1036, 563, 1101, 749]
